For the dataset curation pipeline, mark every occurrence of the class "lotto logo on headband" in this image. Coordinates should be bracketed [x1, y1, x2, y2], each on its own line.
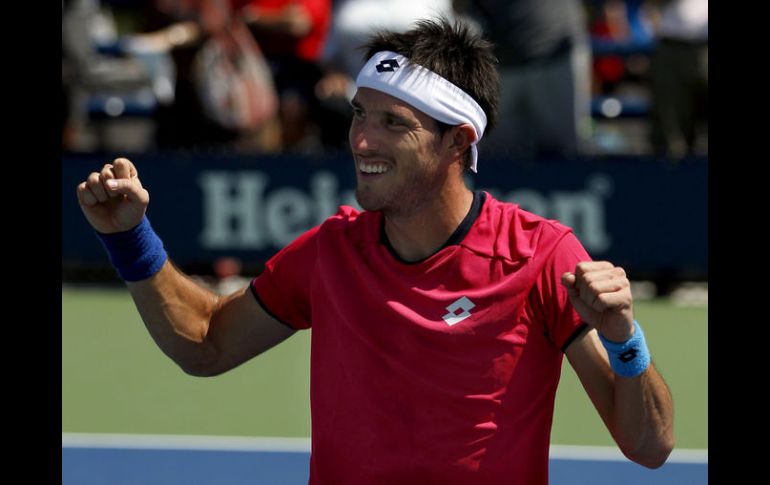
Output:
[375, 59, 400, 73]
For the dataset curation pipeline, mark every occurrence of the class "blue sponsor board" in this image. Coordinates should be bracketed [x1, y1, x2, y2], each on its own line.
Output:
[62, 153, 707, 278]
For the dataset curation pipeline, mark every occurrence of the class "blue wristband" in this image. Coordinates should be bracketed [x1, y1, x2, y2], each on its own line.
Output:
[598, 320, 651, 378]
[95, 216, 168, 282]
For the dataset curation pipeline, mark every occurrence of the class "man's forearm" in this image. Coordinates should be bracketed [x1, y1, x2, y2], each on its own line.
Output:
[611, 363, 675, 468]
[126, 260, 222, 376]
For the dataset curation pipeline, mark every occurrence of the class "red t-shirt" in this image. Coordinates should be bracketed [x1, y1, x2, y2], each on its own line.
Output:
[252, 192, 591, 484]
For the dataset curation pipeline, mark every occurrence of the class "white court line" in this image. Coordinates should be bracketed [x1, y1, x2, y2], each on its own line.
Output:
[61, 433, 311, 453]
[62, 433, 707, 464]
[549, 444, 708, 464]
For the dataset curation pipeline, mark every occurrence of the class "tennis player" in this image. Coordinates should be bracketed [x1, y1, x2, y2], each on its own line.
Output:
[76, 18, 674, 484]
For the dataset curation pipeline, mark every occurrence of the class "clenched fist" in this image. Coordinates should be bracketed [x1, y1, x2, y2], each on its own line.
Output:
[75, 157, 149, 234]
[561, 261, 635, 342]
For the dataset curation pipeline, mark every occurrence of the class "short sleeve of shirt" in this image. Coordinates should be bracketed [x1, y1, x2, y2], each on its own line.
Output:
[530, 230, 593, 352]
[250, 226, 320, 330]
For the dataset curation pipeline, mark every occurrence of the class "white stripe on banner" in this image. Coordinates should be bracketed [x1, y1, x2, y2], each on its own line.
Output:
[62, 433, 707, 464]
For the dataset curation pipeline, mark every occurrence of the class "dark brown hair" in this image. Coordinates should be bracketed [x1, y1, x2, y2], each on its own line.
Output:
[362, 18, 500, 170]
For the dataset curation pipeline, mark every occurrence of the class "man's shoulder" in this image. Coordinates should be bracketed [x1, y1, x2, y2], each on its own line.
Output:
[485, 192, 573, 233]
[316, 205, 379, 241]
[318, 205, 367, 226]
[468, 193, 575, 261]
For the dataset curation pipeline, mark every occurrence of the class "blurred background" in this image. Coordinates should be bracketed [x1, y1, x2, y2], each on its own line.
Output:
[62, 0, 707, 483]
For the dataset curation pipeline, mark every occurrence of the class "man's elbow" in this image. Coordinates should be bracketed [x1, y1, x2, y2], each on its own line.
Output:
[163, 340, 225, 377]
[624, 435, 676, 469]
[177, 351, 242, 377]
[177, 356, 226, 377]
[180, 363, 219, 377]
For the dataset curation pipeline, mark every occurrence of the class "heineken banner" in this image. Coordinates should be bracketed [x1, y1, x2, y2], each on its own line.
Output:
[62, 152, 707, 280]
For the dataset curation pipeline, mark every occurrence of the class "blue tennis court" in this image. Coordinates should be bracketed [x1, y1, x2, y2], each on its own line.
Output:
[62, 433, 707, 484]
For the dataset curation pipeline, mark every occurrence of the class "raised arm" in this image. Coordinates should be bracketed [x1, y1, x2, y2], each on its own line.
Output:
[561, 262, 675, 468]
[76, 158, 295, 377]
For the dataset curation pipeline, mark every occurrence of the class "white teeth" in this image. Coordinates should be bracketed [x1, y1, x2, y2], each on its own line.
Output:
[359, 162, 390, 174]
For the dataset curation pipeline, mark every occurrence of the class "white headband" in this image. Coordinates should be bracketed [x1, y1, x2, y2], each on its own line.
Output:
[355, 51, 487, 173]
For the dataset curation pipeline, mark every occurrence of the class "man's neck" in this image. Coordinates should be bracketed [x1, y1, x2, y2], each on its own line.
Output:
[383, 186, 474, 263]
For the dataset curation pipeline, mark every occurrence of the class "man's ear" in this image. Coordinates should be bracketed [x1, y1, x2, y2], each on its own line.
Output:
[446, 124, 476, 158]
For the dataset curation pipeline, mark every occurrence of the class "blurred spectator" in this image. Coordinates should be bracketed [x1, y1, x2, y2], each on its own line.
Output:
[648, 0, 707, 157]
[458, 0, 593, 159]
[62, 0, 159, 152]
[587, 0, 656, 94]
[62, 40, 75, 150]
[313, 0, 458, 151]
[213, 257, 250, 295]
[125, 0, 280, 152]
[319, 0, 456, 80]
[234, 0, 332, 153]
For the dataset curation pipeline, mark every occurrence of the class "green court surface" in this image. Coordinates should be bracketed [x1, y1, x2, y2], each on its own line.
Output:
[62, 286, 707, 449]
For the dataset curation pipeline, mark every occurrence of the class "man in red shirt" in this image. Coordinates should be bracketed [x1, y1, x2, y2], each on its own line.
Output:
[76, 18, 674, 484]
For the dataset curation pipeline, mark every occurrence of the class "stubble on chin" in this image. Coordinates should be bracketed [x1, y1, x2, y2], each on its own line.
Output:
[355, 180, 425, 218]
[355, 185, 388, 212]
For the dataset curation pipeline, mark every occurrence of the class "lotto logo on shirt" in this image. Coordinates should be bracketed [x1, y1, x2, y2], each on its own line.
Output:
[442, 296, 476, 326]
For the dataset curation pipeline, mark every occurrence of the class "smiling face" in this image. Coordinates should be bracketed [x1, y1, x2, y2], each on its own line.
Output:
[349, 87, 451, 217]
